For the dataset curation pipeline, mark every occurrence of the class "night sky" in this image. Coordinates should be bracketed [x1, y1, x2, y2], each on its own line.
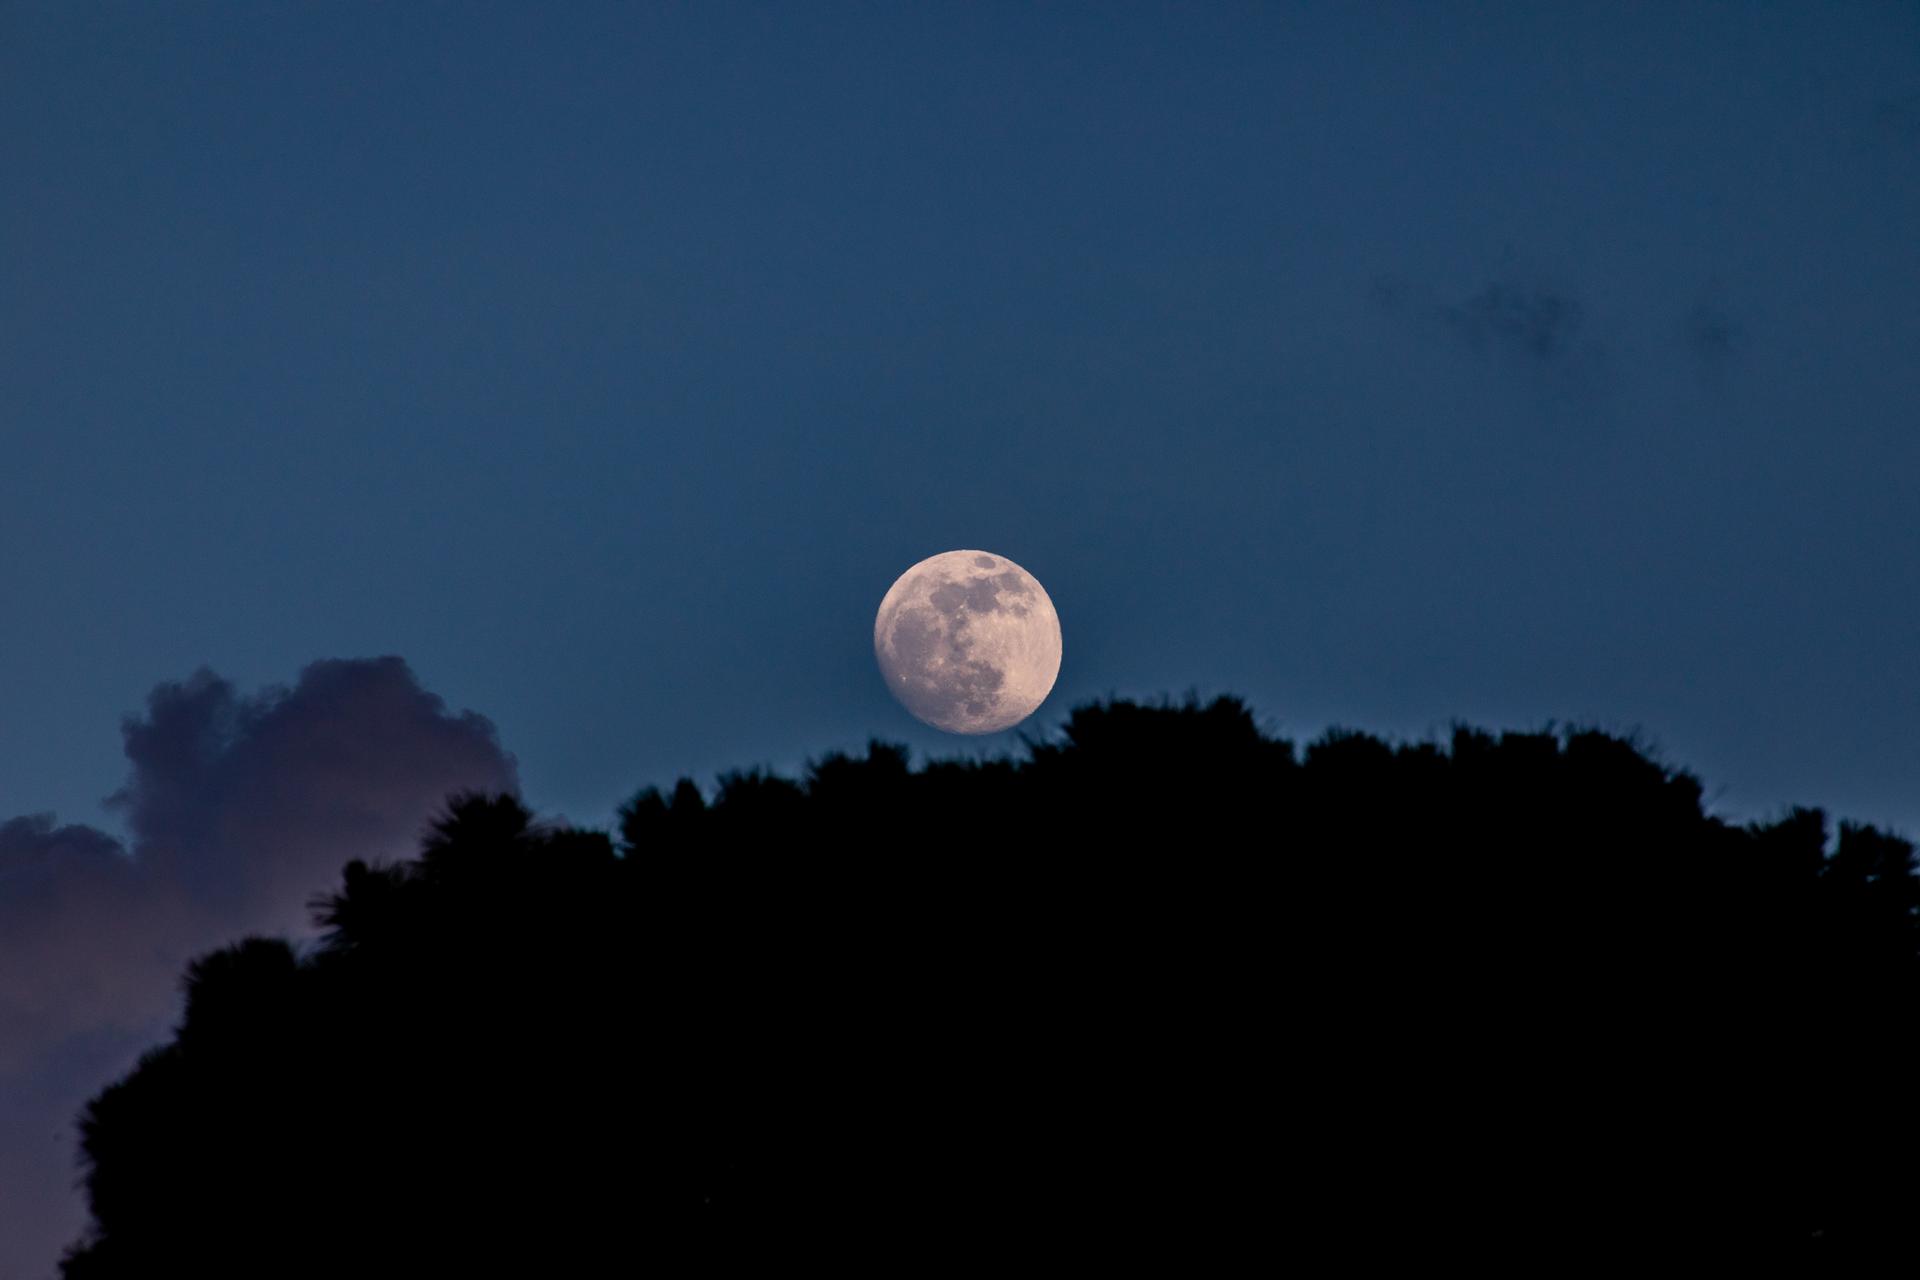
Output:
[4, 4, 1919, 1272]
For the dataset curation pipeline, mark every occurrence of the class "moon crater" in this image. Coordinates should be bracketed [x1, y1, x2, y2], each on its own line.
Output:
[874, 550, 1062, 734]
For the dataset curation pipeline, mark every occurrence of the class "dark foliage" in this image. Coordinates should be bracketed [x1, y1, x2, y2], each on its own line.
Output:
[60, 697, 1920, 1269]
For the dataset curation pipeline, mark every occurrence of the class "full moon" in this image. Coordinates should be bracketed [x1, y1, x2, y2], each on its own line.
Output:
[874, 550, 1063, 735]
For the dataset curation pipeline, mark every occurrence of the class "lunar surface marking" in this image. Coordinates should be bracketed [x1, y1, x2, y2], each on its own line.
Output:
[873, 550, 1063, 734]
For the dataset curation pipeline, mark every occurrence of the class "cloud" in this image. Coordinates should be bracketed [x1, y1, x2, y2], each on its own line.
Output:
[1439, 281, 1587, 362]
[1371, 270, 1599, 367]
[1369, 269, 1613, 407]
[1872, 92, 1920, 143]
[1373, 265, 1764, 402]
[0, 817, 164, 1073]
[0, 657, 517, 1276]
[1682, 281, 1743, 375]
[107, 658, 519, 927]
[0, 814, 124, 867]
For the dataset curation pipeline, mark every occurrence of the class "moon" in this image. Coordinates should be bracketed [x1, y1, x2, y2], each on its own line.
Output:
[874, 550, 1063, 735]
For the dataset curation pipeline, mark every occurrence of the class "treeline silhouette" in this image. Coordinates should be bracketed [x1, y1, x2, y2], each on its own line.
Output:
[60, 697, 1920, 1270]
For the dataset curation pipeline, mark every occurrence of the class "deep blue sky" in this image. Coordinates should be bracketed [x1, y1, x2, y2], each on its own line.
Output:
[6, 1, 1919, 836]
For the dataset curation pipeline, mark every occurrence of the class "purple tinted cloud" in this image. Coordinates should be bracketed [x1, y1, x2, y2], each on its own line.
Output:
[0, 657, 517, 1278]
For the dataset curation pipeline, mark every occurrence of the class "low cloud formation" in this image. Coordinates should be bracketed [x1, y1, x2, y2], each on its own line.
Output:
[0, 817, 166, 1074]
[0, 657, 517, 1276]
[107, 659, 519, 928]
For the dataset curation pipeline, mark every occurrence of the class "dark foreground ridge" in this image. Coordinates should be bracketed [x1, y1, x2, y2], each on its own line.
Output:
[60, 697, 1920, 1270]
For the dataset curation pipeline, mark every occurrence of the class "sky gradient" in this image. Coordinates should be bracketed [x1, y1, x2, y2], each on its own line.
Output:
[3, 4, 1919, 1272]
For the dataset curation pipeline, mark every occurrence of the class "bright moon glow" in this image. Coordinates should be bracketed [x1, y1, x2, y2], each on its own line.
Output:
[874, 549, 1063, 734]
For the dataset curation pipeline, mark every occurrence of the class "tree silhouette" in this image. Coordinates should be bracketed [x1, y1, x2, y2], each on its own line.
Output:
[58, 697, 1920, 1271]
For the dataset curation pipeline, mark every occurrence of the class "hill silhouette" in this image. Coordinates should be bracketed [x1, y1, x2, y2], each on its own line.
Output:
[58, 696, 1920, 1270]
